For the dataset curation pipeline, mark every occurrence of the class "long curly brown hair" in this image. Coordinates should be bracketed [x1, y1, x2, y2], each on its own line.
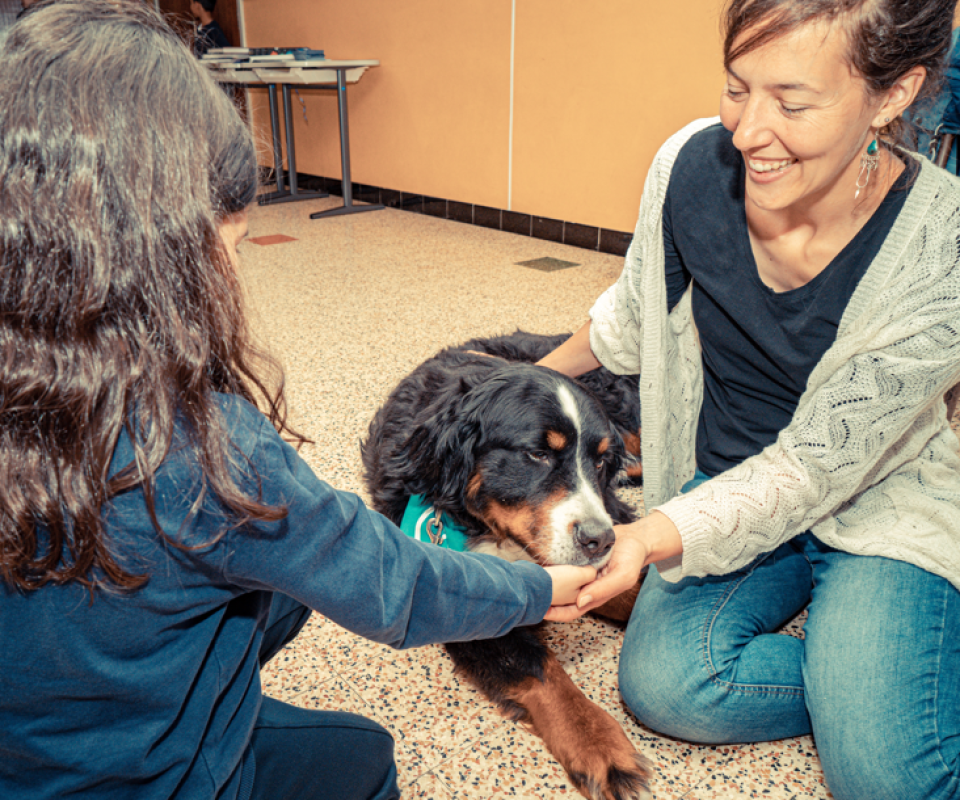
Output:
[0, 0, 303, 592]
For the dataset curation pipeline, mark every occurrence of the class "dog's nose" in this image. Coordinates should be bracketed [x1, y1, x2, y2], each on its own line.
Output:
[573, 523, 615, 559]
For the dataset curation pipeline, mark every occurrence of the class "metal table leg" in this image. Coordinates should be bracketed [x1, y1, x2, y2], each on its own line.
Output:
[310, 69, 383, 219]
[259, 84, 329, 206]
[269, 84, 285, 192]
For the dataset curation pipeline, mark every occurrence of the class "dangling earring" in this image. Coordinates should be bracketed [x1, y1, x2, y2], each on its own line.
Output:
[855, 138, 880, 200]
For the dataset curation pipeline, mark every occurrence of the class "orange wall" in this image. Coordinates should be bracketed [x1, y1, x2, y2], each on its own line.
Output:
[240, 0, 725, 232]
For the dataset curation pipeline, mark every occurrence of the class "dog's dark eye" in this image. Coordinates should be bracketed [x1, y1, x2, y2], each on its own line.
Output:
[595, 459, 605, 472]
[528, 451, 550, 464]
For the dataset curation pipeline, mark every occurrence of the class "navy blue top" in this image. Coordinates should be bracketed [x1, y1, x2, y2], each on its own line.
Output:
[0, 395, 551, 799]
[663, 123, 913, 476]
[193, 20, 231, 58]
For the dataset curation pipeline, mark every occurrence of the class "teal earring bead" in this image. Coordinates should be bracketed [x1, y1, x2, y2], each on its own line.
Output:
[856, 137, 881, 200]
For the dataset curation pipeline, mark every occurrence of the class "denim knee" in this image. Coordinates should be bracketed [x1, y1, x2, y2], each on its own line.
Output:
[620, 556, 811, 745]
[250, 701, 399, 800]
[618, 627, 688, 738]
[619, 610, 732, 744]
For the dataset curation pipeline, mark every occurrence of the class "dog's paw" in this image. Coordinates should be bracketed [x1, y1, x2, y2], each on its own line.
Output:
[569, 752, 653, 800]
[504, 655, 653, 800]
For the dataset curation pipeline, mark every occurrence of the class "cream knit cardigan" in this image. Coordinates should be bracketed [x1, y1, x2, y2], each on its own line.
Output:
[589, 117, 960, 589]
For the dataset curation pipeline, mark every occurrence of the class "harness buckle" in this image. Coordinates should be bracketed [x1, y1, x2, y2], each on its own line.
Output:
[426, 514, 445, 546]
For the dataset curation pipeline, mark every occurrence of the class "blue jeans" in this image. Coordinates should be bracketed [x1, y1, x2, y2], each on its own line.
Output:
[620, 473, 960, 800]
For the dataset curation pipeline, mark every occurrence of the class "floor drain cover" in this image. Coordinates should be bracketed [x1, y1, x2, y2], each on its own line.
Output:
[516, 257, 580, 271]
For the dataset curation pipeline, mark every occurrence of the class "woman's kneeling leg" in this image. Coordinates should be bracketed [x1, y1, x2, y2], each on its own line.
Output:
[619, 541, 813, 744]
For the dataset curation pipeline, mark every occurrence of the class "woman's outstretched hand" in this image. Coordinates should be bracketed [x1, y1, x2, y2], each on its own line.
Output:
[543, 531, 648, 622]
[543, 511, 682, 622]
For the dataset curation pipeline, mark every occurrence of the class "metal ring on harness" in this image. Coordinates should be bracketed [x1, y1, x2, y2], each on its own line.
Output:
[426, 514, 444, 546]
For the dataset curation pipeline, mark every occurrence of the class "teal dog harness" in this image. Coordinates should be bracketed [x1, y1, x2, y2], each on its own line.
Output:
[400, 495, 469, 552]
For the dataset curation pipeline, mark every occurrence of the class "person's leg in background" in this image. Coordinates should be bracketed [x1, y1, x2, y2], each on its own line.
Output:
[250, 593, 401, 800]
[801, 541, 960, 800]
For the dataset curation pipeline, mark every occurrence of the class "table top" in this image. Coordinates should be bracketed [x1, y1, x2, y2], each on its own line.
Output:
[206, 58, 379, 85]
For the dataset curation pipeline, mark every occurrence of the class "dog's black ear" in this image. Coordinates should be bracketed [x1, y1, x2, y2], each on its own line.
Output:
[409, 369, 519, 509]
[386, 378, 482, 506]
[429, 409, 481, 509]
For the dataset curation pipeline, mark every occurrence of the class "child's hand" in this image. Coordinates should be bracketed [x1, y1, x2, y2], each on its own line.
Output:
[543, 565, 597, 617]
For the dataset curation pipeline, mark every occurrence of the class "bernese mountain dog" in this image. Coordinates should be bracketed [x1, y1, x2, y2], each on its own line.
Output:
[361, 331, 650, 800]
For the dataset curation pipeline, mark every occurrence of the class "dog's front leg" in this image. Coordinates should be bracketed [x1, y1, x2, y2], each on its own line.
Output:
[447, 630, 651, 800]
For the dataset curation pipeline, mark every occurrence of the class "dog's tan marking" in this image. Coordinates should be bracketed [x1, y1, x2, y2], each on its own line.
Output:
[546, 430, 567, 451]
[621, 429, 643, 479]
[479, 493, 558, 564]
[504, 655, 651, 800]
[621, 430, 642, 457]
[483, 501, 536, 535]
[482, 501, 540, 556]
[470, 538, 536, 563]
[466, 471, 484, 503]
[597, 437, 610, 455]
[624, 462, 643, 479]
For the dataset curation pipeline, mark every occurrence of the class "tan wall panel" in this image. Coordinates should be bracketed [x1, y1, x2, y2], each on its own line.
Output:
[241, 0, 513, 210]
[511, 0, 724, 231]
[240, 0, 725, 231]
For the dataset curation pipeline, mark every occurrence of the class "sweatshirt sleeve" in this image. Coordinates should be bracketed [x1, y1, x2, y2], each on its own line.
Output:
[207, 412, 553, 649]
[655, 175, 960, 580]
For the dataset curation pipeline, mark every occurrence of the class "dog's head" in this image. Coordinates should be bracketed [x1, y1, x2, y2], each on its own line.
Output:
[400, 363, 631, 569]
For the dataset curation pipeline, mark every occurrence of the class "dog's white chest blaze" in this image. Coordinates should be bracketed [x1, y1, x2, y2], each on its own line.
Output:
[548, 384, 612, 566]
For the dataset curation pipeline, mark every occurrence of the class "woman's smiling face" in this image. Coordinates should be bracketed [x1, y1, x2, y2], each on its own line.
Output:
[719, 19, 885, 215]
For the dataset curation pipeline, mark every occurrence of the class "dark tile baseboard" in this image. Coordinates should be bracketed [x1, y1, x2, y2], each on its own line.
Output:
[263, 169, 634, 258]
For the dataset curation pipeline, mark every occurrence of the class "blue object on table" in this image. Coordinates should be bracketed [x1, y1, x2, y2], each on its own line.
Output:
[293, 49, 326, 60]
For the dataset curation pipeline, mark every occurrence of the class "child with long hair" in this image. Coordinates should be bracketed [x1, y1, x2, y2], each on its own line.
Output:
[0, 3, 596, 798]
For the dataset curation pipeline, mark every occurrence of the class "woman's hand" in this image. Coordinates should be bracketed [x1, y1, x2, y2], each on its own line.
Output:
[543, 511, 682, 622]
[543, 564, 598, 611]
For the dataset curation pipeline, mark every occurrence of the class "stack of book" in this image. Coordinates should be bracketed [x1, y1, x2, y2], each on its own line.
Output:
[201, 47, 326, 64]
[200, 46, 248, 63]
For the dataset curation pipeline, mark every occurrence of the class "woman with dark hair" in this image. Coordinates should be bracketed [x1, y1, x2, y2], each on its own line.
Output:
[540, 0, 960, 797]
[0, 3, 597, 799]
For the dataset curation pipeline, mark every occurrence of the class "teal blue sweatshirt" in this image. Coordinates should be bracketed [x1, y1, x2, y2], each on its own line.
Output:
[0, 395, 551, 799]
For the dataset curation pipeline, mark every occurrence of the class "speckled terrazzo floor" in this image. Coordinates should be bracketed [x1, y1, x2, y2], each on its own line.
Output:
[240, 195, 835, 800]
